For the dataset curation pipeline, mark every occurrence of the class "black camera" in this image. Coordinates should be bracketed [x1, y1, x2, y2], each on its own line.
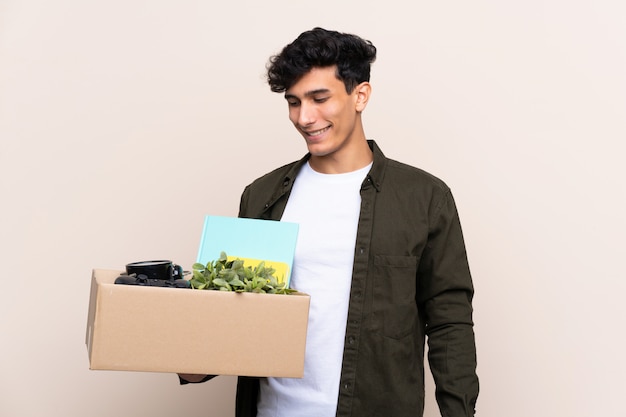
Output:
[114, 260, 190, 289]
[114, 273, 190, 288]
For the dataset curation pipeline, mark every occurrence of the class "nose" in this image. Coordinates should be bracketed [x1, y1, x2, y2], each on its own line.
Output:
[296, 102, 316, 127]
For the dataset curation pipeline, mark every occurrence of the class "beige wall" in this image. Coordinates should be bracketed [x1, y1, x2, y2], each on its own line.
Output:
[1, 1, 625, 416]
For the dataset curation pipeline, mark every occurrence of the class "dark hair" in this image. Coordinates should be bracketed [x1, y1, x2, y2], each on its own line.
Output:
[267, 27, 377, 94]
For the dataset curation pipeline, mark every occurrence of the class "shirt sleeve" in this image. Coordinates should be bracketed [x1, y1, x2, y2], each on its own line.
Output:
[418, 188, 479, 416]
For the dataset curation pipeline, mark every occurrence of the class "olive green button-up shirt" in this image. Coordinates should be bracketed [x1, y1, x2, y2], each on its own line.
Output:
[236, 140, 478, 417]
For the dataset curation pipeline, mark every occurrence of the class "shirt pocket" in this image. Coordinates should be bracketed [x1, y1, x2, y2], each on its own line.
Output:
[372, 255, 418, 340]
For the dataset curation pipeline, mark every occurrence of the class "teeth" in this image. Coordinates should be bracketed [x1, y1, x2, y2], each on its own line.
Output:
[306, 126, 329, 136]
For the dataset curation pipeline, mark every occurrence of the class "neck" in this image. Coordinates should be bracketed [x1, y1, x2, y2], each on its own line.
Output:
[309, 137, 372, 174]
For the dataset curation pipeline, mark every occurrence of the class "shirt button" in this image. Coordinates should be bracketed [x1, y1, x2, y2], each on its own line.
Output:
[348, 336, 355, 344]
[359, 247, 365, 255]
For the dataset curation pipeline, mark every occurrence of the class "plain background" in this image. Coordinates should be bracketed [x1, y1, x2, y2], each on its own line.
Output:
[1, 1, 624, 416]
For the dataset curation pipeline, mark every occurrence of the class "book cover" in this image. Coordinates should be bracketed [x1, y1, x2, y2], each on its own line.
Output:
[196, 216, 299, 286]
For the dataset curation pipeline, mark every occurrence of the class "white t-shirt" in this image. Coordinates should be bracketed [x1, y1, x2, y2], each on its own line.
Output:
[256, 161, 372, 417]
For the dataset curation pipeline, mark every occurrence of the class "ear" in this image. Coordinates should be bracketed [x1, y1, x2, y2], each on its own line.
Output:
[354, 82, 372, 112]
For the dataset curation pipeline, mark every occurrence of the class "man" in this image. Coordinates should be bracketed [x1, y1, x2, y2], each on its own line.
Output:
[181, 27, 479, 417]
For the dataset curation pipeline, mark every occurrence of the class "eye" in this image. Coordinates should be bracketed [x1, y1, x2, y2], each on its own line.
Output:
[287, 100, 300, 107]
[314, 97, 329, 103]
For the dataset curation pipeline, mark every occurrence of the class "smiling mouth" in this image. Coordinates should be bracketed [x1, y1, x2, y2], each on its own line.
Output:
[302, 126, 331, 137]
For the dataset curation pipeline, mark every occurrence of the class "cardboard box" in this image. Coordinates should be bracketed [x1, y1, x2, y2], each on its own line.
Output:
[86, 268, 310, 377]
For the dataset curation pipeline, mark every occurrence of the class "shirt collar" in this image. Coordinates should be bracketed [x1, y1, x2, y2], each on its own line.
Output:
[365, 139, 386, 192]
[279, 139, 387, 192]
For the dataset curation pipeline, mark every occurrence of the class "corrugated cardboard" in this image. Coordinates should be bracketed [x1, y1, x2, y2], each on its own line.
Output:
[86, 269, 310, 378]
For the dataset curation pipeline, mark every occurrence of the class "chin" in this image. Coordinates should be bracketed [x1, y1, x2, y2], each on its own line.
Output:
[305, 143, 332, 157]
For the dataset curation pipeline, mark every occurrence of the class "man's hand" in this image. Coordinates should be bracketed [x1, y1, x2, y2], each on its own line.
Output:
[178, 373, 209, 383]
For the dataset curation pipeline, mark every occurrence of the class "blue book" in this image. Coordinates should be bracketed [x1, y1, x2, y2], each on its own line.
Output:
[196, 215, 299, 286]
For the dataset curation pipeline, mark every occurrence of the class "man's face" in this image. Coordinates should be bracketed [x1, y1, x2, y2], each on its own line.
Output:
[284, 66, 366, 162]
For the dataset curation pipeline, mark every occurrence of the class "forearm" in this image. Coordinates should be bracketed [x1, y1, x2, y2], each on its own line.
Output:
[427, 323, 478, 416]
[425, 291, 479, 416]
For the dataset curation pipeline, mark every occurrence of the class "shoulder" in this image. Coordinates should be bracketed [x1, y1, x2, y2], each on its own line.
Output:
[370, 140, 450, 195]
[378, 157, 459, 220]
[245, 160, 300, 192]
[383, 157, 451, 194]
[238, 160, 303, 218]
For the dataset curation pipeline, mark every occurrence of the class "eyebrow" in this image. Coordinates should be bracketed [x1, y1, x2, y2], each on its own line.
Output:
[284, 88, 331, 100]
